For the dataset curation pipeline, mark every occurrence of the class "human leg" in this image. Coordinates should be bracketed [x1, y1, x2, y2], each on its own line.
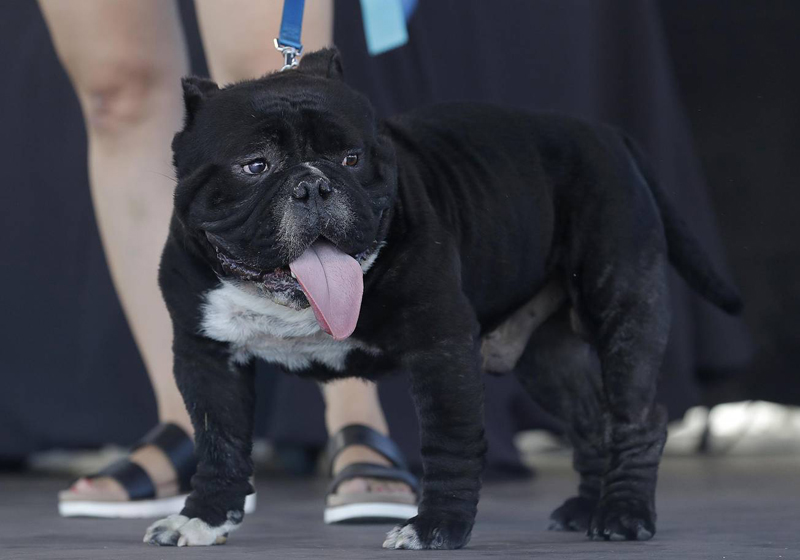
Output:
[39, 0, 193, 508]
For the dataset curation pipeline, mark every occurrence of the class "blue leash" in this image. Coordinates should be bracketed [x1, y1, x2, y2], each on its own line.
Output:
[274, 0, 305, 71]
[274, 0, 415, 70]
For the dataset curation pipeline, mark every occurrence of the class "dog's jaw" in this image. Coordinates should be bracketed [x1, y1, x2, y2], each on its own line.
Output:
[211, 240, 385, 311]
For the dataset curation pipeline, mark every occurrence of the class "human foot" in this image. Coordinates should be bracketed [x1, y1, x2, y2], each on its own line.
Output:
[333, 444, 415, 496]
[325, 425, 418, 524]
[58, 423, 198, 518]
[60, 443, 182, 502]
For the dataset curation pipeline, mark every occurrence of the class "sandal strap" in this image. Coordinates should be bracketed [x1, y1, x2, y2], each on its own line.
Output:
[132, 423, 196, 494]
[328, 462, 419, 496]
[92, 459, 156, 501]
[326, 424, 409, 475]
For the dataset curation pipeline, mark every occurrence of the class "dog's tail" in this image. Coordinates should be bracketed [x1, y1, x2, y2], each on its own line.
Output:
[623, 134, 743, 315]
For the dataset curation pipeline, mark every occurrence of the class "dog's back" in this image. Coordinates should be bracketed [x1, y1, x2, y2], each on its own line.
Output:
[383, 104, 629, 328]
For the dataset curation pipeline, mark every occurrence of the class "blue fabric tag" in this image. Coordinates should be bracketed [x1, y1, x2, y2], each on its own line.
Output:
[359, 0, 409, 56]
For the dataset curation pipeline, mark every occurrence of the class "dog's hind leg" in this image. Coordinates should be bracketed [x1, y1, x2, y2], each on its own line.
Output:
[514, 307, 608, 533]
[567, 224, 671, 541]
[571, 257, 670, 541]
[553, 132, 673, 541]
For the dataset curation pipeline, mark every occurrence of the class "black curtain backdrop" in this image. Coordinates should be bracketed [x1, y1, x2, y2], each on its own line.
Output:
[661, 1, 800, 405]
[0, 1, 796, 460]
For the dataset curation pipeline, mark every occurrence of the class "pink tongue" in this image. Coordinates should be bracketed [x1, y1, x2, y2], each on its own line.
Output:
[289, 240, 363, 340]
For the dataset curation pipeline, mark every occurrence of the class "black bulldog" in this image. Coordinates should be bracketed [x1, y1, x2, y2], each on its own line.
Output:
[145, 48, 742, 549]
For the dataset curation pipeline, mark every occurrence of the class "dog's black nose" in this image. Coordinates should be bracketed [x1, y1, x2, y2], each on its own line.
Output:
[317, 177, 332, 198]
[292, 183, 309, 200]
[293, 177, 331, 201]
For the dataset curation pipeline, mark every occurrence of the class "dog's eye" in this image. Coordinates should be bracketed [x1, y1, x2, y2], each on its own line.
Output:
[242, 159, 268, 175]
[342, 154, 359, 167]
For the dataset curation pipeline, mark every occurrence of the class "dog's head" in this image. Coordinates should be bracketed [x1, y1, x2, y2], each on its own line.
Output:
[171, 48, 396, 331]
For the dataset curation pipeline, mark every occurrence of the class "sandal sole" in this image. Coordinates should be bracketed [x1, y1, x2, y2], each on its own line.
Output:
[59, 492, 257, 519]
[324, 502, 418, 524]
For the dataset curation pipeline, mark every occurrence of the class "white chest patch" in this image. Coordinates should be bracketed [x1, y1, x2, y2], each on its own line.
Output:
[200, 280, 379, 371]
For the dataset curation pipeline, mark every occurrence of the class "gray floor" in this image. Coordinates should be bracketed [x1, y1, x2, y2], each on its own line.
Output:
[1, 455, 799, 559]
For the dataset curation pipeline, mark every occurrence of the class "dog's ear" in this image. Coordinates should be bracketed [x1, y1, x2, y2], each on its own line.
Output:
[181, 76, 219, 124]
[297, 47, 343, 80]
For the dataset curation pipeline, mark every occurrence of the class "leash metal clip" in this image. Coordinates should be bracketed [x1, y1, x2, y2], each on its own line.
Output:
[274, 38, 302, 71]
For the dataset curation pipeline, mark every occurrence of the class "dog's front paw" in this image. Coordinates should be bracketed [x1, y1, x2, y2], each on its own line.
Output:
[383, 514, 473, 550]
[143, 511, 242, 547]
[588, 499, 655, 541]
[548, 496, 597, 532]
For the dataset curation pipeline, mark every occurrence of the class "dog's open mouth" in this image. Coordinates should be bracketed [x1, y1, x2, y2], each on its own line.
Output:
[210, 237, 374, 339]
[215, 249, 299, 291]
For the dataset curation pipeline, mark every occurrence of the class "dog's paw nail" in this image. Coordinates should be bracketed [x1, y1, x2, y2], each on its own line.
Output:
[590, 500, 656, 542]
[143, 512, 241, 547]
[383, 514, 473, 550]
[383, 525, 422, 550]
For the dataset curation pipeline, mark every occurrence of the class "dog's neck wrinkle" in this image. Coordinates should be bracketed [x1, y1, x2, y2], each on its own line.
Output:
[164, 223, 223, 292]
[360, 207, 402, 287]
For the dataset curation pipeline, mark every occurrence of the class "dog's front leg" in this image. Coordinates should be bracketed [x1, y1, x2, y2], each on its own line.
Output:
[383, 334, 487, 550]
[144, 329, 255, 547]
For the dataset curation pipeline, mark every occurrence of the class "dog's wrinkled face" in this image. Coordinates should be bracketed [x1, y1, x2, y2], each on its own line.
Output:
[172, 49, 396, 309]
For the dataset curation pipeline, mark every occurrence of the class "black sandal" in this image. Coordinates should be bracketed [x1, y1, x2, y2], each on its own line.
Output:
[324, 424, 419, 524]
[58, 423, 256, 518]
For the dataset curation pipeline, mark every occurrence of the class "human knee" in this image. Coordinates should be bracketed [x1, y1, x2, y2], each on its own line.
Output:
[75, 56, 181, 135]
